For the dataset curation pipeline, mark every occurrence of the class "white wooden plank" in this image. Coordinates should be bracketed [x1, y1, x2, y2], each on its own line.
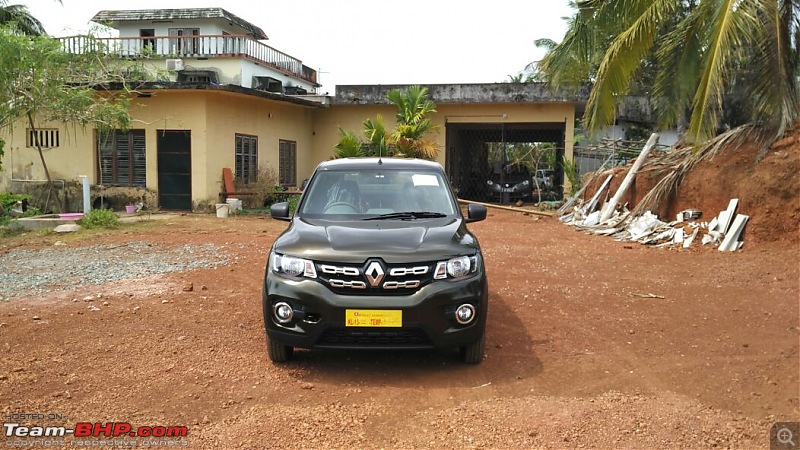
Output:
[683, 228, 699, 248]
[585, 174, 613, 214]
[719, 199, 739, 234]
[599, 133, 660, 223]
[719, 214, 749, 251]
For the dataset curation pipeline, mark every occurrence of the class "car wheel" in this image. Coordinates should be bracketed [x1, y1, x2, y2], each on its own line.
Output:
[267, 337, 294, 363]
[459, 332, 485, 364]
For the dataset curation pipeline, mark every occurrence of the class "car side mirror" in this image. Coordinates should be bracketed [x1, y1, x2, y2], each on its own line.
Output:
[465, 204, 487, 223]
[270, 202, 291, 221]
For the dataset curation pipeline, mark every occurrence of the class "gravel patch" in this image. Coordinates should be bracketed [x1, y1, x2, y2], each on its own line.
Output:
[0, 241, 230, 299]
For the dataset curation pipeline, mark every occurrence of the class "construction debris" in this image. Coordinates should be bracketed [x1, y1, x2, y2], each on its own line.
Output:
[560, 196, 748, 251]
[560, 133, 752, 250]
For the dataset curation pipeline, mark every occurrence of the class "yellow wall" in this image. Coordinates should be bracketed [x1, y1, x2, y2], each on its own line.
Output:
[0, 89, 576, 209]
[1, 119, 96, 184]
[205, 91, 316, 195]
[310, 102, 576, 178]
[0, 90, 316, 209]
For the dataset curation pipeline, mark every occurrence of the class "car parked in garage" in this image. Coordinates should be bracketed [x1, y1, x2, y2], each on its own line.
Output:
[485, 162, 532, 203]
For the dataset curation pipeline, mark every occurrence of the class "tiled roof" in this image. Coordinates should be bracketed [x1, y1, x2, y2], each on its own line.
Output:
[91, 8, 268, 39]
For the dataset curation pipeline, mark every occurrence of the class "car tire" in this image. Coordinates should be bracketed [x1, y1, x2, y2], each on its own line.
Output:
[267, 337, 294, 363]
[459, 332, 485, 364]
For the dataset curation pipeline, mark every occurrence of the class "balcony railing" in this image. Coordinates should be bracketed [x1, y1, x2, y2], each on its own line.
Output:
[58, 34, 318, 86]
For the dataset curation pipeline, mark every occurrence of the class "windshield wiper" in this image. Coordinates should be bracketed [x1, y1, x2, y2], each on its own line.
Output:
[362, 211, 447, 221]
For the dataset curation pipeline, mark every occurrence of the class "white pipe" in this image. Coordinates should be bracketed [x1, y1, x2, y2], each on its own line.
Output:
[78, 175, 91, 214]
[598, 133, 660, 223]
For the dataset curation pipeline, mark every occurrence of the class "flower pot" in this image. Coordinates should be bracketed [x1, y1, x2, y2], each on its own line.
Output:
[125, 205, 137, 214]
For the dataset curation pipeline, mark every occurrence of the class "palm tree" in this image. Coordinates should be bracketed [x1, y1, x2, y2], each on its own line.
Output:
[506, 72, 533, 83]
[387, 85, 438, 159]
[535, 1, 613, 91]
[333, 85, 438, 160]
[0, 0, 50, 36]
[363, 115, 390, 156]
[540, 0, 800, 145]
[333, 128, 365, 159]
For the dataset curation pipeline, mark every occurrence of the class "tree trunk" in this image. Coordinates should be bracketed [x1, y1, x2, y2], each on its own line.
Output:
[27, 112, 52, 183]
[27, 112, 55, 212]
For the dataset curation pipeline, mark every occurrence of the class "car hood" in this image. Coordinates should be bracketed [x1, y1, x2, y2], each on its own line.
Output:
[272, 217, 479, 263]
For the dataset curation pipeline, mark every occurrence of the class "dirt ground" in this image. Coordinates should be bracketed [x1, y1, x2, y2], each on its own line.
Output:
[0, 209, 797, 449]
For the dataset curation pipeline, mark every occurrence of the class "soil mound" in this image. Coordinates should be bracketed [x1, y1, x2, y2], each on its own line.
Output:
[581, 128, 800, 244]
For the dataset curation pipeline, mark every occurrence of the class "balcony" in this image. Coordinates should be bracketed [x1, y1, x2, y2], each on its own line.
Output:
[58, 34, 318, 86]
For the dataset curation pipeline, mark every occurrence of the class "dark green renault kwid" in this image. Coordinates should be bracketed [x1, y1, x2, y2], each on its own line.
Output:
[263, 157, 489, 363]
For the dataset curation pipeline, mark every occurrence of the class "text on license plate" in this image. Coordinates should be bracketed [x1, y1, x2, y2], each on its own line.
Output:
[345, 309, 402, 327]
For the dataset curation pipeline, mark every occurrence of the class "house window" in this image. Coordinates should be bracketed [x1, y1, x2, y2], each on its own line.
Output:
[235, 134, 258, 184]
[26, 128, 59, 148]
[98, 130, 146, 186]
[139, 29, 156, 53]
[169, 28, 200, 55]
[279, 139, 297, 187]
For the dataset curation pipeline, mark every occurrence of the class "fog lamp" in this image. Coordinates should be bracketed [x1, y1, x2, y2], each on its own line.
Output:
[455, 303, 476, 325]
[273, 302, 294, 324]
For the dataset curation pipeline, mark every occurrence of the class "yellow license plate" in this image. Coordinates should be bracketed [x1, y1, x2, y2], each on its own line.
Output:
[345, 309, 402, 327]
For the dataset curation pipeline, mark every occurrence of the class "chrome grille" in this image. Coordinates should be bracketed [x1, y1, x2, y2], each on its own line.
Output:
[389, 266, 428, 276]
[383, 280, 420, 290]
[329, 279, 367, 289]
[315, 260, 435, 294]
[320, 265, 360, 276]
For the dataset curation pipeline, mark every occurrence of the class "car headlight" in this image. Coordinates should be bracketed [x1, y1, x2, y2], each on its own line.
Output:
[271, 252, 317, 279]
[486, 180, 494, 186]
[434, 254, 480, 280]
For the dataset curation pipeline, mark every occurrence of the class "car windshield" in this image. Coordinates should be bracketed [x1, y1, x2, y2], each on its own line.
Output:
[298, 169, 457, 219]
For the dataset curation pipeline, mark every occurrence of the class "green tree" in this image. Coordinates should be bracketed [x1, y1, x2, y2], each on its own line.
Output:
[388, 85, 438, 159]
[334, 85, 439, 160]
[333, 128, 366, 158]
[0, 0, 53, 36]
[506, 72, 533, 83]
[539, 0, 799, 144]
[0, 26, 134, 179]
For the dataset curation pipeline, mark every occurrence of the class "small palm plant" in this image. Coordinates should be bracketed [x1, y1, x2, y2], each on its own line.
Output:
[333, 128, 365, 159]
[332, 85, 439, 160]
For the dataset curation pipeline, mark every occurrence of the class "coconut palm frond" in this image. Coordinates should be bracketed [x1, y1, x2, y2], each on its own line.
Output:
[0, 4, 47, 35]
[538, 4, 600, 88]
[745, 0, 799, 142]
[630, 125, 753, 217]
[652, 6, 705, 131]
[687, 0, 759, 143]
[585, 0, 678, 135]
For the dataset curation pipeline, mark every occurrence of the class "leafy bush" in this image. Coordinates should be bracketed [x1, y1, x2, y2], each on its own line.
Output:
[562, 158, 582, 196]
[288, 194, 299, 214]
[0, 193, 30, 211]
[78, 208, 119, 229]
[0, 193, 40, 226]
[232, 166, 282, 209]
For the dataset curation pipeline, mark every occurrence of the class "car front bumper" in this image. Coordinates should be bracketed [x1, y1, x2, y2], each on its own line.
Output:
[486, 183, 532, 201]
[263, 271, 488, 350]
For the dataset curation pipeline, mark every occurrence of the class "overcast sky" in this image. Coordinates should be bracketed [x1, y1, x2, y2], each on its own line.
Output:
[17, 0, 574, 93]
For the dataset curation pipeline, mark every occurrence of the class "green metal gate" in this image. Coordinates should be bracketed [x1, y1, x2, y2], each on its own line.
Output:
[157, 130, 192, 211]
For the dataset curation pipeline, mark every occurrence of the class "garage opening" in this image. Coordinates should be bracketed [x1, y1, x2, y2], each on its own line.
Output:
[445, 122, 565, 204]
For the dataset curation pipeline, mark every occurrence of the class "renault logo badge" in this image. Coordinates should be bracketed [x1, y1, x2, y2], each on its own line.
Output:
[364, 261, 385, 287]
